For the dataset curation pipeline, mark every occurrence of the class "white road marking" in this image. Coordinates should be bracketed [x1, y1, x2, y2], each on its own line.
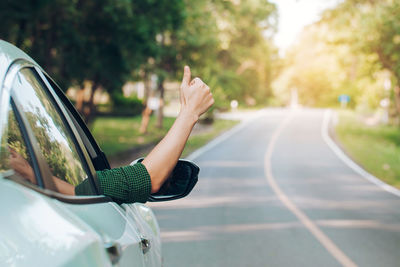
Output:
[321, 109, 400, 198]
[264, 112, 358, 267]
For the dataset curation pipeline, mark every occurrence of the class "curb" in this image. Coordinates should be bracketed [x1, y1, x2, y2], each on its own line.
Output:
[322, 109, 400, 198]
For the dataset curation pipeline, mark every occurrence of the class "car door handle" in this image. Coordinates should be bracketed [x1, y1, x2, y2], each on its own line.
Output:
[141, 237, 151, 254]
[104, 242, 122, 264]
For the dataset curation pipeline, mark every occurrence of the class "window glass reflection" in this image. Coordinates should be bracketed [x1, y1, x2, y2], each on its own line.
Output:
[11, 68, 87, 187]
[0, 103, 36, 184]
[0, 105, 10, 174]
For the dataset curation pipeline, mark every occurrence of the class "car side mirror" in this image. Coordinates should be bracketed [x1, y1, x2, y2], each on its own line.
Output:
[131, 158, 199, 202]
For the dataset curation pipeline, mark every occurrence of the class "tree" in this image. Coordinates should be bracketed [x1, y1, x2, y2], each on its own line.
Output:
[60, 0, 186, 124]
[0, 0, 186, 124]
[174, 0, 278, 108]
[323, 0, 400, 113]
[274, 0, 400, 112]
[1, 0, 278, 126]
[273, 22, 356, 107]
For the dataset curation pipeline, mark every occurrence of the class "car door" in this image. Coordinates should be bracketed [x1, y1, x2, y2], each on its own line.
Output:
[43, 68, 162, 267]
[1, 60, 154, 266]
[0, 102, 112, 267]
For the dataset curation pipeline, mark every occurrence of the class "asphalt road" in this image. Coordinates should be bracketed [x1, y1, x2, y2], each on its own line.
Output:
[149, 108, 400, 267]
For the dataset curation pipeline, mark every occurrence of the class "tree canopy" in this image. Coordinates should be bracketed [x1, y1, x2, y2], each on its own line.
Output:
[274, 0, 400, 116]
[1, 0, 278, 122]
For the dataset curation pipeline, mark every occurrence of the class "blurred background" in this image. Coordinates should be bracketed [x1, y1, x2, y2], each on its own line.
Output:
[1, 0, 400, 186]
[4, 1, 400, 266]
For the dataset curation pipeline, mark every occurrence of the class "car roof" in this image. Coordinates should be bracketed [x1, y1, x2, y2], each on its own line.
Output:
[0, 41, 40, 154]
[0, 40, 38, 85]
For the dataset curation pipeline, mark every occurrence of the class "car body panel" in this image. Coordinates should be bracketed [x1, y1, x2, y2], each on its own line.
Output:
[0, 179, 111, 267]
[59, 202, 148, 267]
[123, 203, 162, 266]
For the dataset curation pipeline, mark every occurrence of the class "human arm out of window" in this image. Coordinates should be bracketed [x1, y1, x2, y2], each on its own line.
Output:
[76, 163, 151, 204]
[142, 66, 214, 193]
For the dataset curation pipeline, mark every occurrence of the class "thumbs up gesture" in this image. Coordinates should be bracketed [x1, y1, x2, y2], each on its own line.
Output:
[180, 66, 214, 121]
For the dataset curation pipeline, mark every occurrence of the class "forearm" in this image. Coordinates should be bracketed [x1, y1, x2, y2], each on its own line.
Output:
[142, 110, 197, 193]
[53, 176, 76, 195]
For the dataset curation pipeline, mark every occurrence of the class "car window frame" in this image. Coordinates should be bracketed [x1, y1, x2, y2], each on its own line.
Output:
[2, 59, 112, 204]
[2, 59, 57, 191]
[33, 67, 100, 191]
[42, 72, 111, 171]
[9, 97, 46, 188]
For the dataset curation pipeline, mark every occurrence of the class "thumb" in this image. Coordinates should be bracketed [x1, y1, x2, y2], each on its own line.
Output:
[181, 65, 191, 86]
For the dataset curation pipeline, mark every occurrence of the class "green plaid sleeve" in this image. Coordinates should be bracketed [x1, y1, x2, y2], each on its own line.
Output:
[95, 163, 151, 204]
[74, 163, 151, 203]
[74, 178, 92, 196]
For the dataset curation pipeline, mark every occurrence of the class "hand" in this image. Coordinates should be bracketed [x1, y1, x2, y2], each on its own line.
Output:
[180, 66, 214, 121]
[8, 147, 36, 184]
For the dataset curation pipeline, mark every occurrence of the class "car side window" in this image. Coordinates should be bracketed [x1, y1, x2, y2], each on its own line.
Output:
[11, 68, 89, 188]
[0, 103, 37, 185]
[44, 74, 111, 171]
[0, 105, 12, 174]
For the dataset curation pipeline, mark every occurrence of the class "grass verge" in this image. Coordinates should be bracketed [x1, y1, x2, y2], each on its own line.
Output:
[91, 116, 175, 157]
[335, 110, 400, 188]
[92, 115, 239, 161]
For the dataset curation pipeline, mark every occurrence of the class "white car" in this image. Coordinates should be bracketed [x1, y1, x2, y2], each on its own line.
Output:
[0, 40, 198, 266]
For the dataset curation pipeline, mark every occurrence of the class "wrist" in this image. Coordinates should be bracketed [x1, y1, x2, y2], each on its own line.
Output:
[178, 108, 199, 124]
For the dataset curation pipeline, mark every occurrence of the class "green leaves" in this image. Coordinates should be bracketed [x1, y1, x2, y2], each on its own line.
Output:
[274, 0, 400, 112]
[174, 0, 277, 107]
[1, 0, 278, 116]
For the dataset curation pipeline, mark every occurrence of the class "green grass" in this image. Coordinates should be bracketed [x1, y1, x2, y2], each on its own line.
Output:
[335, 110, 400, 188]
[92, 115, 239, 158]
[91, 116, 175, 156]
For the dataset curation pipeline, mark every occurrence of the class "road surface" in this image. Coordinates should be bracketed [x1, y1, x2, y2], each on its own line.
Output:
[149, 108, 400, 267]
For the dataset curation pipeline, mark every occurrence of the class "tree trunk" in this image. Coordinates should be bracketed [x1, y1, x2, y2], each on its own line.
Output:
[85, 82, 98, 125]
[156, 77, 165, 129]
[75, 87, 85, 116]
[393, 85, 400, 117]
[140, 71, 152, 134]
[16, 19, 26, 48]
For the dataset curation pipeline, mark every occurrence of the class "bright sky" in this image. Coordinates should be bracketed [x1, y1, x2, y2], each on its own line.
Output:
[270, 0, 342, 55]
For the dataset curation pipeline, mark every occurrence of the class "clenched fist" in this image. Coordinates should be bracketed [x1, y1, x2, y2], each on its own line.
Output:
[179, 66, 214, 121]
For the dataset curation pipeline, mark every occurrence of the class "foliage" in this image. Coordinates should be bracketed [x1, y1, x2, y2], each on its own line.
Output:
[0, 110, 31, 172]
[274, 22, 360, 107]
[136, 0, 278, 129]
[175, 0, 278, 108]
[1, 0, 278, 124]
[0, 0, 186, 122]
[274, 0, 400, 113]
[108, 93, 144, 117]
